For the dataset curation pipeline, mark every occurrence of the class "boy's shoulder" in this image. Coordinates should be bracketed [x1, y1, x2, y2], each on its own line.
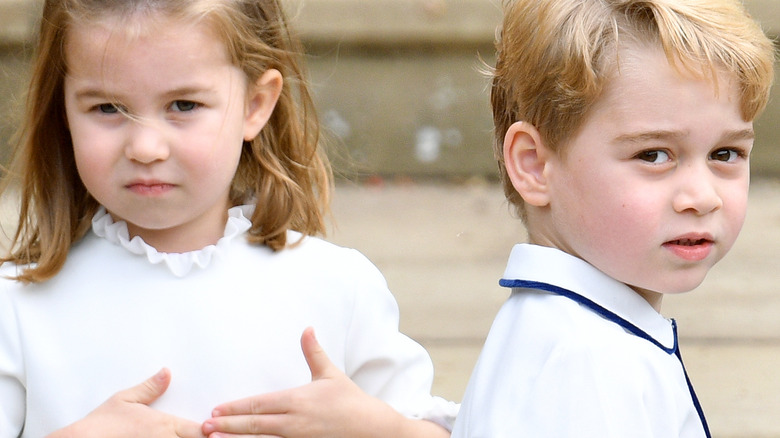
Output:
[474, 288, 685, 411]
[500, 287, 654, 355]
[457, 291, 698, 438]
[500, 244, 676, 348]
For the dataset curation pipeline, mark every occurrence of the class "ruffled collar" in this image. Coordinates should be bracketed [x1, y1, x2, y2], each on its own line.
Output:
[91, 205, 254, 277]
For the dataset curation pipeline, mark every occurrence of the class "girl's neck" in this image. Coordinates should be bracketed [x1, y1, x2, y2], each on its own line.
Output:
[121, 207, 231, 254]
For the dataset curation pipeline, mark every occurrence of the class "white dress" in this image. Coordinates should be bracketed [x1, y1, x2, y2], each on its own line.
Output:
[0, 205, 457, 437]
[452, 244, 710, 438]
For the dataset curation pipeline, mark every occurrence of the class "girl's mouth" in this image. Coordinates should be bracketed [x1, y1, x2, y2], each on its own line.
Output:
[126, 182, 175, 196]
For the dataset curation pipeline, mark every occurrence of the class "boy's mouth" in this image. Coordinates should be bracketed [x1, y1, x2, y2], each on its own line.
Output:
[667, 237, 711, 246]
[662, 234, 714, 261]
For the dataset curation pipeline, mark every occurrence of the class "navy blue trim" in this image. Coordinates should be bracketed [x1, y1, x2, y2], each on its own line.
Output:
[500, 279, 675, 353]
[501, 278, 711, 437]
[673, 321, 712, 438]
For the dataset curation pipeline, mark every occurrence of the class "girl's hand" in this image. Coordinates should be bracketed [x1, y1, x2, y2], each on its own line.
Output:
[47, 368, 206, 438]
[202, 328, 449, 438]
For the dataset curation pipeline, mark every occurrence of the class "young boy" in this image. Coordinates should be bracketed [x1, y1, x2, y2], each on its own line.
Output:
[452, 0, 775, 437]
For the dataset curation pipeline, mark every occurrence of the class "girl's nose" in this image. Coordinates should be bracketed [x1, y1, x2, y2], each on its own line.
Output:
[124, 120, 170, 163]
[671, 165, 724, 215]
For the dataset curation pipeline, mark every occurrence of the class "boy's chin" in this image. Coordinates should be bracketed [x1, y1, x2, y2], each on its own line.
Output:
[632, 278, 706, 298]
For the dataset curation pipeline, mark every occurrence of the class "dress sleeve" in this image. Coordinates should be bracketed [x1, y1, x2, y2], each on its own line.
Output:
[0, 289, 26, 438]
[341, 250, 459, 431]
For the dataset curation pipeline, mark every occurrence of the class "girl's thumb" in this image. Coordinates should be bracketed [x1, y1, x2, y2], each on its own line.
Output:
[300, 327, 336, 381]
[120, 368, 172, 405]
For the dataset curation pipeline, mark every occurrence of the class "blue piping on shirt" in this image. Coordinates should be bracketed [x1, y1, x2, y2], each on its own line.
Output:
[499, 279, 712, 438]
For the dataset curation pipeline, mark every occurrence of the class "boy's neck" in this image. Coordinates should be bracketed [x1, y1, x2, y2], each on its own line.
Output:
[632, 288, 663, 312]
[526, 236, 665, 312]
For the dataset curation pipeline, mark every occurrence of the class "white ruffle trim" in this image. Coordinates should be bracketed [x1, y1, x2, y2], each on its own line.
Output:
[91, 205, 254, 277]
[409, 396, 460, 432]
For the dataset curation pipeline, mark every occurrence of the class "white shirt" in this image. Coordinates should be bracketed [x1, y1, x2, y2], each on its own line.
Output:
[452, 244, 710, 438]
[0, 206, 457, 437]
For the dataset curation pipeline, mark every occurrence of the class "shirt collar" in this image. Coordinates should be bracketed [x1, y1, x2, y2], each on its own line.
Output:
[500, 243, 676, 351]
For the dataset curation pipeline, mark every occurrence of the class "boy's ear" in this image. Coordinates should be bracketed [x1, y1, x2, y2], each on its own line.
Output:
[503, 121, 552, 207]
[243, 68, 284, 141]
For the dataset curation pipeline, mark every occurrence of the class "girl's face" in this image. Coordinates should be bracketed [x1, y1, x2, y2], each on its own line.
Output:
[64, 15, 280, 252]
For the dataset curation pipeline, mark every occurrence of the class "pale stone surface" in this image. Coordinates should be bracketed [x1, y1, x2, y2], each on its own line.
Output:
[0, 0, 40, 44]
[1, 0, 777, 44]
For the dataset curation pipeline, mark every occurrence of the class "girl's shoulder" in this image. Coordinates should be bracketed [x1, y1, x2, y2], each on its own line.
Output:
[275, 231, 386, 282]
[0, 261, 33, 290]
[282, 231, 374, 266]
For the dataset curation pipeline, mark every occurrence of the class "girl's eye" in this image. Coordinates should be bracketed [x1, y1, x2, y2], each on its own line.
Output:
[710, 148, 741, 162]
[635, 150, 670, 164]
[171, 101, 199, 112]
[98, 103, 121, 114]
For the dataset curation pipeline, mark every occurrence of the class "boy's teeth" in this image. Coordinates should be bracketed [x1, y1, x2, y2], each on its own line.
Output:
[676, 239, 704, 246]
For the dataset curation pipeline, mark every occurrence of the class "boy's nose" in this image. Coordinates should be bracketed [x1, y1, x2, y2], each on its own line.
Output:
[124, 121, 170, 163]
[671, 165, 723, 215]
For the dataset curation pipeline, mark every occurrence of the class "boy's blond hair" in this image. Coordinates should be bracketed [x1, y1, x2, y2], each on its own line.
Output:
[1, 0, 330, 283]
[492, 0, 775, 218]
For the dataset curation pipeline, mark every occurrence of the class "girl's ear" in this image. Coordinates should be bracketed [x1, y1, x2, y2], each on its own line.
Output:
[503, 121, 552, 207]
[243, 68, 283, 141]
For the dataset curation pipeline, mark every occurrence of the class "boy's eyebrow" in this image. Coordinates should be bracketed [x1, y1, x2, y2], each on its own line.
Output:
[720, 128, 756, 142]
[613, 130, 686, 144]
[614, 128, 754, 144]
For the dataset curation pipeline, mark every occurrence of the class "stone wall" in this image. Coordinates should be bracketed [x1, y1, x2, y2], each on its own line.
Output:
[1, 0, 778, 176]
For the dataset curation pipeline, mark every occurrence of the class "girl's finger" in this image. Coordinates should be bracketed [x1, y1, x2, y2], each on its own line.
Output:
[203, 414, 288, 436]
[212, 388, 295, 417]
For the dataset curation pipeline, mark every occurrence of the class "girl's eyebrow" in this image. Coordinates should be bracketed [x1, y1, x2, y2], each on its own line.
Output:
[72, 86, 217, 101]
[160, 87, 217, 99]
[72, 88, 115, 101]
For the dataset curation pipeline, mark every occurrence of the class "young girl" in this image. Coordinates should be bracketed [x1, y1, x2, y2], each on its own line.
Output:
[0, 1, 456, 437]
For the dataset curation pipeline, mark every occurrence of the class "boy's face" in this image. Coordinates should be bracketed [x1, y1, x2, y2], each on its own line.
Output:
[538, 45, 752, 306]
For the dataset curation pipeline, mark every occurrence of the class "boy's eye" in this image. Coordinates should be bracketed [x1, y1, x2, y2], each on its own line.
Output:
[171, 101, 199, 112]
[710, 148, 741, 162]
[635, 150, 670, 164]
